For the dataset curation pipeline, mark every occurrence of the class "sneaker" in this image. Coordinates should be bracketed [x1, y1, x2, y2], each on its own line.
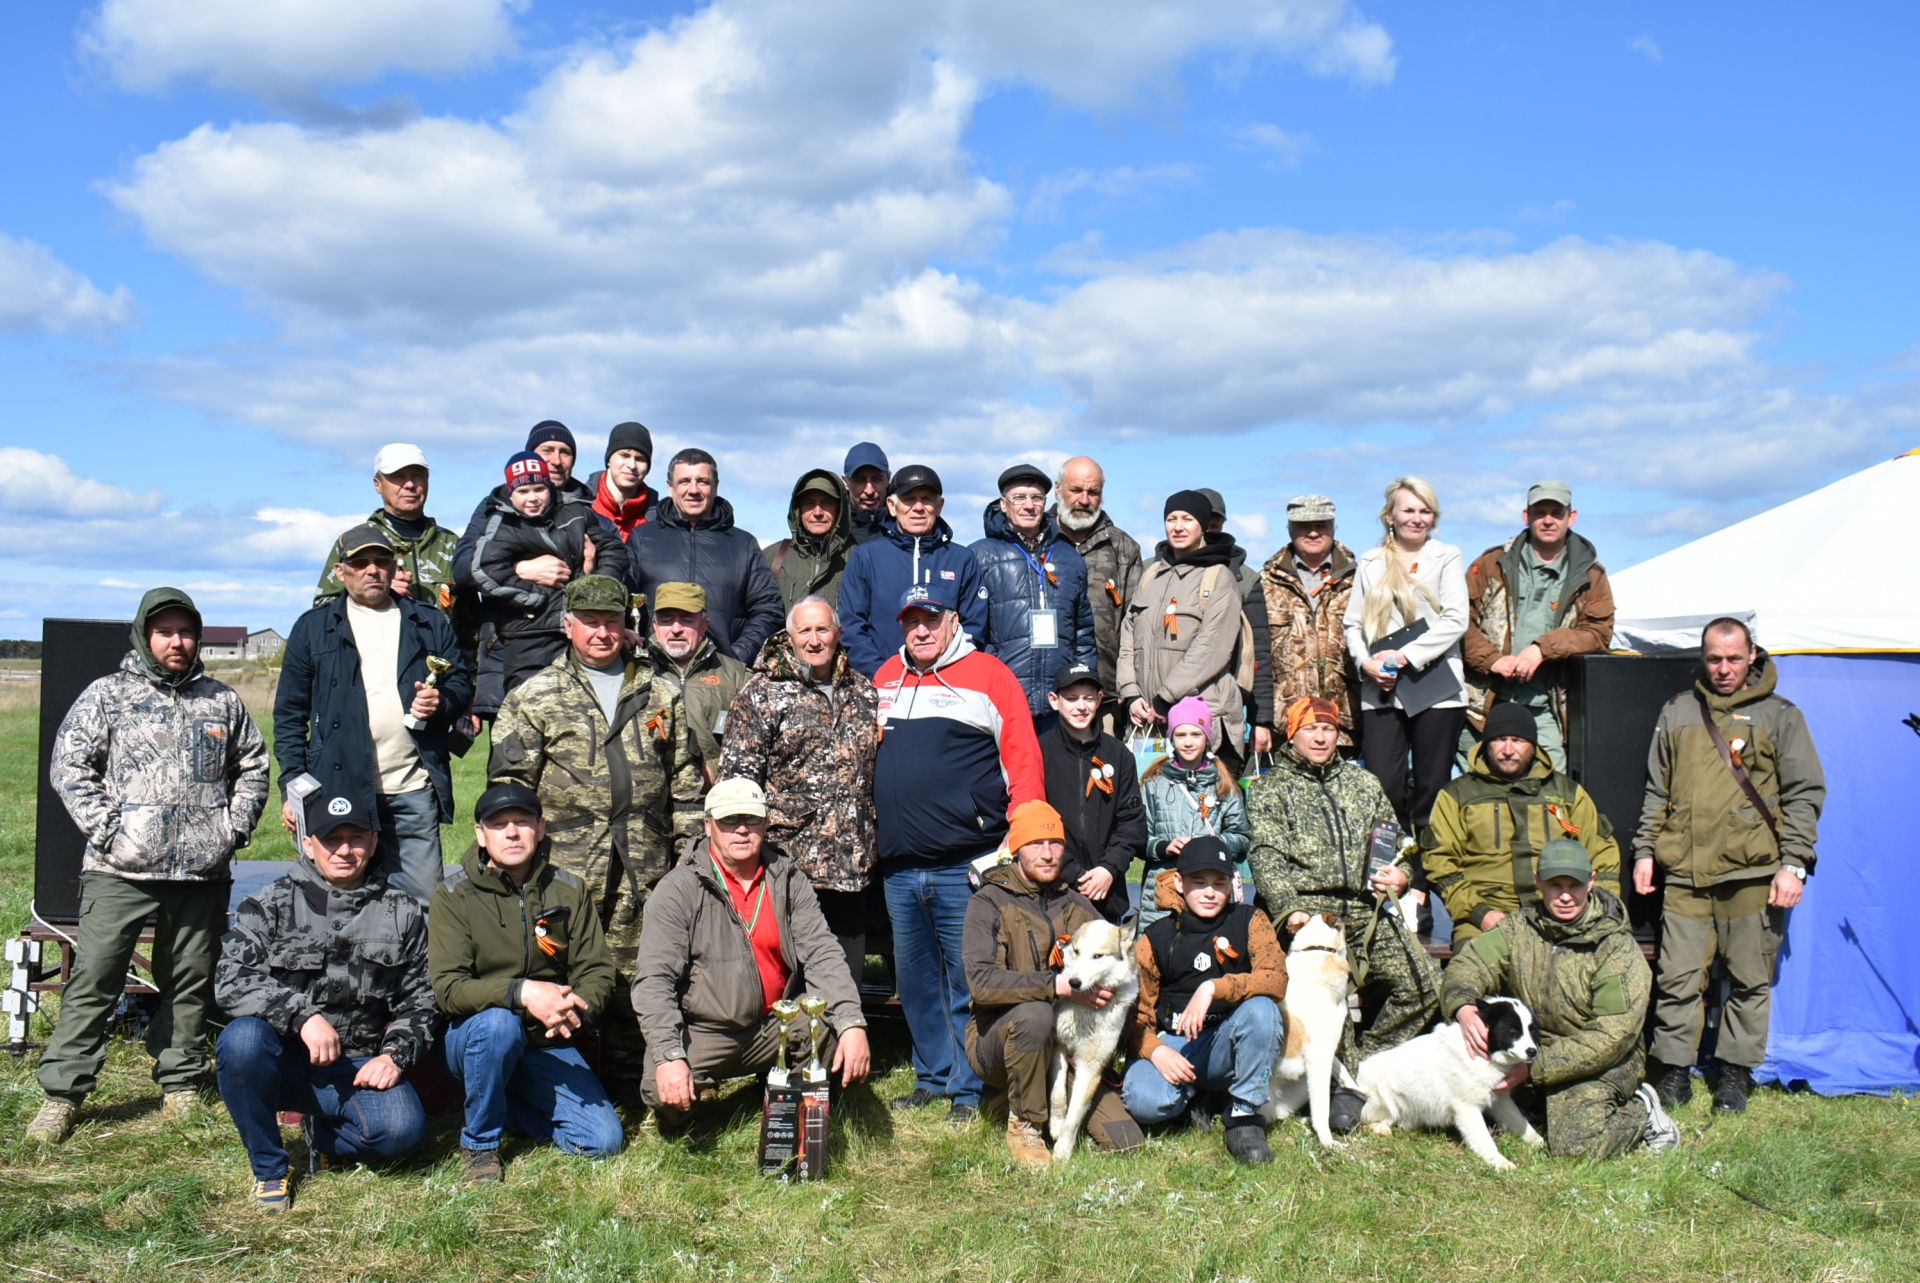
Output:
[251, 1177, 291, 1213]
[1223, 1115, 1273, 1165]
[1184, 1089, 1225, 1134]
[1713, 1064, 1752, 1114]
[1328, 1087, 1367, 1135]
[460, 1146, 504, 1184]
[1637, 1084, 1680, 1154]
[25, 1099, 77, 1145]
[160, 1089, 197, 1123]
[301, 1115, 355, 1174]
[947, 1102, 979, 1128]
[1652, 1062, 1694, 1109]
[1005, 1118, 1051, 1169]
[891, 1087, 941, 1112]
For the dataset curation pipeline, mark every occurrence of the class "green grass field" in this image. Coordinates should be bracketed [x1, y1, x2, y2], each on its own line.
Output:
[1, 695, 1916, 1282]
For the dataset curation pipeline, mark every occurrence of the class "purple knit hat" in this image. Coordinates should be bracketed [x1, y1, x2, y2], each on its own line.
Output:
[1166, 695, 1214, 739]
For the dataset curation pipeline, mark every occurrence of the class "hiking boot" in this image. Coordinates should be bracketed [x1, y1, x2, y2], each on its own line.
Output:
[25, 1099, 77, 1145]
[1651, 1062, 1694, 1109]
[160, 1089, 198, 1123]
[460, 1146, 504, 1184]
[251, 1177, 290, 1213]
[1223, 1115, 1273, 1165]
[1005, 1118, 1051, 1169]
[947, 1102, 979, 1128]
[1636, 1084, 1680, 1154]
[1328, 1087, 1367, 1135]
[891, 1087, 941, 1112]
[1714, 1064, 1753, 1114]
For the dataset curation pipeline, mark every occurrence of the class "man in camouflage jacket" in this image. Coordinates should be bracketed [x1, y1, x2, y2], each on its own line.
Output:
[1442, 839, 1670, 1160]
[1249, 494, 1359, 750]
[313, 443, 465, 625]
[639, 582, 748, 843]
[214, 790, 434, 1204]
[1244, 696, 1439, 1083]
[29, 587, 270, 1145]
[489, 574, 678, 1086]
[717, 598, 880, 982]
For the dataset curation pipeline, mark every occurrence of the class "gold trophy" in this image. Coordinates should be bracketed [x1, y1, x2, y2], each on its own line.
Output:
[403, 655, 452, 730]
[794, 994, 833, 1179]
[759, 999, 807, 1176]
[799, 995, 830, 1084]
[768, 999, 802, 1087]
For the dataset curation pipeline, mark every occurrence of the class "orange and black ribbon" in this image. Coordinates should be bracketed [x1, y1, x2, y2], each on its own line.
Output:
[1105, 578, 1122, 606]
[534, 918, 563, 956]
[1164, 599, 1179, 638]
[1212, 935, 1241, 965]
[1547, 802, 1582, 837]
[645, 710, 669, 741]
[1086, 756, 1115, 797]
[1047, 932, 1072, 970]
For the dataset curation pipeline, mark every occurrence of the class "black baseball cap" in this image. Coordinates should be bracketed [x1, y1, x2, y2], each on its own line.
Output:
[889, 464, 942, 497]
[475, 781, 543, 822]
[1053, 662, 1102, 693]
[305, 790, 376, 839]
[1176, 834, 1235, 878]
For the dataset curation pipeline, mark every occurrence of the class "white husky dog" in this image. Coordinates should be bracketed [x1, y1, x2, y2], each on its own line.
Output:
[1258, 912, 1358, 1147]
[1047, 918, 1140, 1161]
[1354, 995, 1545, 1170]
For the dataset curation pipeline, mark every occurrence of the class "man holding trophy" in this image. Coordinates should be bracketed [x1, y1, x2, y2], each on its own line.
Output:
[631, 778, 870, 1149]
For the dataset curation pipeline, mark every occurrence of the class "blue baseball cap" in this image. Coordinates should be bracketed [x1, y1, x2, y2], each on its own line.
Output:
[897, 582, 955, 620]
[843, 442, 889, 475]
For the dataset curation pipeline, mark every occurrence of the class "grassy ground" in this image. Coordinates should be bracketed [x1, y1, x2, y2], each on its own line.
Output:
[1, 699, 1916, 1282]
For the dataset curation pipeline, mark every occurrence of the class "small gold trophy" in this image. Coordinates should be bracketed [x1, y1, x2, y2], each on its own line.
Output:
[794, 994, 833, 1180]
[799, 995, 830, 1084]
[768, 999, 802, 1088]
[759, 999, 807, 1176]
[403, 655, 452, 730]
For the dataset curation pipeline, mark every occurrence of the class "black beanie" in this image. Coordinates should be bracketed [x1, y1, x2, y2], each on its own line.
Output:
[526, 420, 574, 452]
[1164, 489, 1215, 527]
[1482, 702, 1539, 747]
[607, 421, 653, 463]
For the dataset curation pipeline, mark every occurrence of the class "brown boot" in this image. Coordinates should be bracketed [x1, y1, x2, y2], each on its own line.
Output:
[1005, 1118, 1051, 1169]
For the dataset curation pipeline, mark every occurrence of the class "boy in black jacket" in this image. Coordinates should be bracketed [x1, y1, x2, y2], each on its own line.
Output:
[471, 451, 630, 694]
[1039, 663, 1146, 921]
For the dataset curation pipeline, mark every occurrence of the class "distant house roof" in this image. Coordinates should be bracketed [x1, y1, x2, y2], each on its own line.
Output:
[201, 626, 249, 645]
[247, 628, 283, 640]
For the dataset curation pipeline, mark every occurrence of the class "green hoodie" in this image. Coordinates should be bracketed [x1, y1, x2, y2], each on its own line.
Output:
[131, 585, 204, 688]
[766, 469, 854, 611]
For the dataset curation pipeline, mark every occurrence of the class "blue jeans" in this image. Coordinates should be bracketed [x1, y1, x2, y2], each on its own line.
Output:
[1122, 996, 1283, 1122]
[215, 1016, 427, 1180]
[442, 1008, 624, 1157]
[378, 786, 444, 906]
[883, 862, 983, 1107]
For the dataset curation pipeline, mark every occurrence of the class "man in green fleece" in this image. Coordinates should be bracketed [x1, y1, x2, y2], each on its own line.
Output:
[1636, 618, 1825, 1114]
[431, 782, 624, 1183]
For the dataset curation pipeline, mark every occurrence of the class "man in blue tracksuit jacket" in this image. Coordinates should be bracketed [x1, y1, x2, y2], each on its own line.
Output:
[839, 464, 988, 677]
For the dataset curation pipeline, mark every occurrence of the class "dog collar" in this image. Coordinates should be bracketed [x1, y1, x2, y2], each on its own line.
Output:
[1293, 944, 1341, 954]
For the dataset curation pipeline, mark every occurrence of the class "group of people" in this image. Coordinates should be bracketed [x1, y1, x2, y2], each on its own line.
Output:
[25, 424, 1826, 1200]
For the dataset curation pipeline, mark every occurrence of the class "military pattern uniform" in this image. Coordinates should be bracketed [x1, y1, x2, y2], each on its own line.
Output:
[315, 508, 463, 617]
[1441, 888, 1652, 1159]
[1244, 747, 1439, 1066]
[216, 858, 437, 1068]
[643, 639, 749, 843]
[1255, 542, 1360, 743]
[489, 648, 677, 1080]
[1423, 745, 1621, 944]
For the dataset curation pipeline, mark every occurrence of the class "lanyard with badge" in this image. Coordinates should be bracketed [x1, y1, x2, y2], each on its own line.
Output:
[714, 855, 768, 934]
[1018, 542, 1061, 648]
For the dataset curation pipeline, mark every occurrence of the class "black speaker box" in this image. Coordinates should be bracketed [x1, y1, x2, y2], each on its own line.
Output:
[34, 619, 137, 923]
[1565, 652, 1698, 928]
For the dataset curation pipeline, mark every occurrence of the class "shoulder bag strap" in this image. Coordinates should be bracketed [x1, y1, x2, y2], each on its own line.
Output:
[1693, 691, 1778, 839]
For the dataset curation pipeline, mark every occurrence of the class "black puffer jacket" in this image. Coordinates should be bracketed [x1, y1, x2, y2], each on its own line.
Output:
[469, 491, 630, 644]
[969, 503, 1095, 715]
[626, 495, 784, 664]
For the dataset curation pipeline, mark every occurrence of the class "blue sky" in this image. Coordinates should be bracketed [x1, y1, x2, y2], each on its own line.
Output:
[1, 1, 1914, 637]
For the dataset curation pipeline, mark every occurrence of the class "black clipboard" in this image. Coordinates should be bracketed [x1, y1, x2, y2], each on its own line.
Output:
[1367, 617, 1461, 715]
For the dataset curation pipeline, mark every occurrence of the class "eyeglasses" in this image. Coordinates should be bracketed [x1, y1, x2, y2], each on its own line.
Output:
[712, 814, 766, 828]
[343, 556, 395, 570]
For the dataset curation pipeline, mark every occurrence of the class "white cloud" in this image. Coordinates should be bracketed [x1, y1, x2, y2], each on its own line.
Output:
[0, 449, 162, 517]
[1629, 34, 1664, 65]
[1026, 165, 1198, 222]
[81, 0, 522, 96]
[0, 234, 135, 335]
[1231, 122, 1312, 167]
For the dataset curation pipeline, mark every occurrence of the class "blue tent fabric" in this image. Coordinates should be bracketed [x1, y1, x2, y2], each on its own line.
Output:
[1758, 654, 1920, 1095]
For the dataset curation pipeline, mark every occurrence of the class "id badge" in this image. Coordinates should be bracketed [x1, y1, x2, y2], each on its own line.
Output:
[1030, 609, 1059, 648]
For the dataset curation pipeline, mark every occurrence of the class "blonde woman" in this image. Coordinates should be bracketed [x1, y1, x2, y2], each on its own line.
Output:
[1341, 477, 1468, 835]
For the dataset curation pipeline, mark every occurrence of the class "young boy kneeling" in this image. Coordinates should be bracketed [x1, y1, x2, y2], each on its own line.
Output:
[1122, 835, 1287, 1164]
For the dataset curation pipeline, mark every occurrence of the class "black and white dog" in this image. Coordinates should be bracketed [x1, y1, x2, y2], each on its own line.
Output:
[1354, 996, 1545, 1170]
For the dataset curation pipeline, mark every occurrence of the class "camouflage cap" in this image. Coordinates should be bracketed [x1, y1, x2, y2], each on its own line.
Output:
[653, 581, 707, 614]
[1286, 493, 1337, 522]
[564, 574, 631, 614]
[337, 523, 396, 559]
[1537, 837, 1593, 881]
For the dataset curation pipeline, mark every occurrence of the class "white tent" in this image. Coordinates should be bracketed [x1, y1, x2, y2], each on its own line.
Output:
[1610, 446, 1920, 654]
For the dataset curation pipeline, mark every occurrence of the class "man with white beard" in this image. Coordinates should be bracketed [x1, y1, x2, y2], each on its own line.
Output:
[1051, 457, 1143, 732]
[643, 583, 750, 844]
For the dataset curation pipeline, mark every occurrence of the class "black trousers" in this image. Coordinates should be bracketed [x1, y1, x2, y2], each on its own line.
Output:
[1360, 705, 1466, 839]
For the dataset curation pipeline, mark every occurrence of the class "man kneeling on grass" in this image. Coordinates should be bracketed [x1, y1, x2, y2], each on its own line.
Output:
[632, 777, 871, 1135]
[1123, 835, 1287, 1165]
[214, 790, 435, 1212]
[431, 782, 625, 1183]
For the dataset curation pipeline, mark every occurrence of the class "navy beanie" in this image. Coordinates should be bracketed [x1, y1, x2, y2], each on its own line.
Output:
[526, 420, 574, 452]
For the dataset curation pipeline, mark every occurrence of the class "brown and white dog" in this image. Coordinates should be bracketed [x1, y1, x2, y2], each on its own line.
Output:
[1258, 913, 1357, 1147]
[1047, 918, 1140, 1161]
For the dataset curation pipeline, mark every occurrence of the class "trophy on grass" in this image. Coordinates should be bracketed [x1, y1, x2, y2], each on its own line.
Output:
[794, 995, 833, 1179]
[759, 999, 806, 1177]
[403, 655, 452, 730]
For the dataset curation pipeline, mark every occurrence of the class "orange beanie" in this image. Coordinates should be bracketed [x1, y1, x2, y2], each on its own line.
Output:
[1006, 800, 1066, 853]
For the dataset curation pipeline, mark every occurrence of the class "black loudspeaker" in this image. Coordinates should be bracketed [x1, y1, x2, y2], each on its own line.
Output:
[1565, 652, 1698, 929]
[34, 619, 137, 923]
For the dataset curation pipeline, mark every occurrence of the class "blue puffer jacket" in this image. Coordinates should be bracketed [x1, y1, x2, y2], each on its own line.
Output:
[840, 514, 988, 677]
[969, 503, 1096, 715]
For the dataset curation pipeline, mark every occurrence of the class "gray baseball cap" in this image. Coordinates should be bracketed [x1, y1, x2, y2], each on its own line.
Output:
[1527, 480, 1573, 508]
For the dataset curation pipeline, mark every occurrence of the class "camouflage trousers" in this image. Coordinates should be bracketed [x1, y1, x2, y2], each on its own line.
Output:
[1650, 877, 1782, 1071]
[1538, 1076, 1650, 1159]
[548, 845, 656, 1087]
[1342, 910, 1443, 1070]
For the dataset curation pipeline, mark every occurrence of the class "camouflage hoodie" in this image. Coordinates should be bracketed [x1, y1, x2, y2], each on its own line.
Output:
[716, 631, 880, 893]
[215, 855, 436, 1068]
[1440, 887, 1649, 1096]
[50, 586, 270, 881]
[1244, 744, 1397, 925]
[1254, 541, 1359, 740]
